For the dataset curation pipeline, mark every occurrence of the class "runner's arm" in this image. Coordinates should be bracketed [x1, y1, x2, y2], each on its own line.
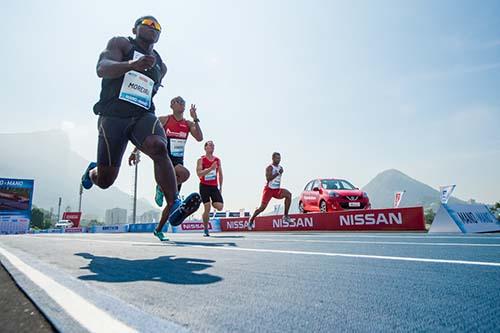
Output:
[158, 116, 168, 127]
[96, 37, 156, 79]
[188, 120, 203, 142]
[197, 158, 216, 177]
[218, 162, 223, 190]
[187, 104, 203, 141]
[153, 62, 168, 94]
[96, 37, 131, 78]
[265, 166, 280, 182]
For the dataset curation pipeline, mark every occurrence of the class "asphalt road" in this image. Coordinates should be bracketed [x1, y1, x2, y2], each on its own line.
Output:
[1, 232, 499, 332]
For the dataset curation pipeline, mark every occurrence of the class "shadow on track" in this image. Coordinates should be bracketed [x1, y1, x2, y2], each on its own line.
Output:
[75, 253, 222, 285]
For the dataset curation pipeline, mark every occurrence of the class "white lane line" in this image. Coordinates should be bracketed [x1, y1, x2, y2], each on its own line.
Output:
[237, 234, 500, 240]
[216, 237, 500, 247]
[0, 245, 137, 333]
[26, 236, 500, 267]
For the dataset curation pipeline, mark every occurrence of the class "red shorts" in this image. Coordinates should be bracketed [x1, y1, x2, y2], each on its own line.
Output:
[261, 187, 283, 205]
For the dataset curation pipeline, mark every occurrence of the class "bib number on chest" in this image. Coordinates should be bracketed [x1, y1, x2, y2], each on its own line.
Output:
[170, 138, 186, 157]
[205, 169, 217, 181]
[119, 70, 154, 110]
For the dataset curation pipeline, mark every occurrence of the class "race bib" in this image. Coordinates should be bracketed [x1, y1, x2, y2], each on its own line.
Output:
[205, 169, 217, 181]
[170, 138, 186, 157]
[119, 70, 154, 110]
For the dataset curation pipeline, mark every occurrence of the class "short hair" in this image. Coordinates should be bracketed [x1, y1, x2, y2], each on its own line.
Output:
[134, 16, 159, 28]
[204, 141, 214, 148]
[170, 96, 185, 105]
[272, 152, 280, 158]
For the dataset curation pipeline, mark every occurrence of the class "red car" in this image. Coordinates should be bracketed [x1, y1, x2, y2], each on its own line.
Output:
[299, 178, 371, 213]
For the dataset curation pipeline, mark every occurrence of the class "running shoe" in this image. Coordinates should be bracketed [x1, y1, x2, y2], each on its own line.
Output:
[154, 185, 164, 207]
[153, 230, 169, 241]
[81, 162, 97, 190]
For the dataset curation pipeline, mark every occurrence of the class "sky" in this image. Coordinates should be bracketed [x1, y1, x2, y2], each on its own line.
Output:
[1, 0, 499, 212]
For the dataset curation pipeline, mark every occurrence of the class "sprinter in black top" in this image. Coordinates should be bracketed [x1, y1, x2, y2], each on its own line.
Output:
[81, 17, 180, 238]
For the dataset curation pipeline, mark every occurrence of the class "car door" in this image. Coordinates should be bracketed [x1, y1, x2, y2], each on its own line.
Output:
[302, 180, 314, 210]
[310, 179, 322, 211]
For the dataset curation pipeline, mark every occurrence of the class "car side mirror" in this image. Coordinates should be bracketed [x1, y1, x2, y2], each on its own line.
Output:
[312, 187, 320, 192]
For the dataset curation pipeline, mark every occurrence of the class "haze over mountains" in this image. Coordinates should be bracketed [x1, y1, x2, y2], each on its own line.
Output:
[0, 130, 156, 219]
[362, 169, 466, 209]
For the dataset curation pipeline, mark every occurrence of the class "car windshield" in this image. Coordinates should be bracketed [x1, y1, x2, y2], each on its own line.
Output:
[321, 179, 356, 190]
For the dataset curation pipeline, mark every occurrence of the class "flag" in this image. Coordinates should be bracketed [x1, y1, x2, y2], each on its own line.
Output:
[439, 185, 456, 204]
[394, 191, 405, 208]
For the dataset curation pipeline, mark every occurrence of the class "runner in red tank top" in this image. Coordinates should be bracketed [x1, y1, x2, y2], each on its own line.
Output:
[129, 96, 203, 241]
[196, 141, 224, 236]
[248, 152, 292, 230]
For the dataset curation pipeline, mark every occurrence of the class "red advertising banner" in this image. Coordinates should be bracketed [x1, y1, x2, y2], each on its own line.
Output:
[62, 212, 82, 227]
[220, 207, 425, 232]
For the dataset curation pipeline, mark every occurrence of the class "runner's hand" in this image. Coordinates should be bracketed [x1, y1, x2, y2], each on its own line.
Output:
[129, 55, 156, 71]
[190, 104, 198, 119]
[210, 163, 217, 170]
[128, 153, 137, 166]
[279, 167, 284, 174]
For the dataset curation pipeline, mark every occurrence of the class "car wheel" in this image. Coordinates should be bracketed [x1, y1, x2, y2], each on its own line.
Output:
[320, 200, 328, 213]
[299, 201, 307, 213]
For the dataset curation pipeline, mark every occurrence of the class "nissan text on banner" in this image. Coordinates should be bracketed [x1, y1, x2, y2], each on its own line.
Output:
[393, 191, 405, 208]
[0, 178, 34, 234]
[439, 185, 456, 204]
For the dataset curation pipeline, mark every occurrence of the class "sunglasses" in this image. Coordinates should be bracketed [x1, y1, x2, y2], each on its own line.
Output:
[140, 19, 162, 32]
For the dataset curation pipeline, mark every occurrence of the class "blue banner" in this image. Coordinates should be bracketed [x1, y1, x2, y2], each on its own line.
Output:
[0, 178, 34, 234]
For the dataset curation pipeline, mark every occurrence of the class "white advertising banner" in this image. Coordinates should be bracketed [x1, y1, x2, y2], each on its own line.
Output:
[430, 203, 500, 233]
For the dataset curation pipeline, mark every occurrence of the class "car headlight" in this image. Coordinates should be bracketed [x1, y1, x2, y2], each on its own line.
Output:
[362, 192, 369, 198]
[329, 191, 340, 198]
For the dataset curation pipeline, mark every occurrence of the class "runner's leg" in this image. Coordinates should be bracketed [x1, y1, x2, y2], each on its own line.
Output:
[84, 116, 129, 189]
[278, 189, 292, 217]
[130, 114, 178, 236]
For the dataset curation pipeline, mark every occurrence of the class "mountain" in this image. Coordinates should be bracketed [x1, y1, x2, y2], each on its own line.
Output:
[0, 130, 157, 219]
[362, 169, 465, 210]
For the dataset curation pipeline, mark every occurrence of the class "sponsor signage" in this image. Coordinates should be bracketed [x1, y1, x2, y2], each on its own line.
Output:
[0, 178, 34, 234]
[64, 227, 86, 233]
[90, 224, 129, 233]
[172, 219, 221, 233]
[220, 207, 425, 232]
[62, 212, 82, 227]
[430, 204, 500, 233]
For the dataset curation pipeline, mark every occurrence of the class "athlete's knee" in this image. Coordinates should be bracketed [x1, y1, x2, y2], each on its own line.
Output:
[143, 137, 168, 159]
[95, 167, 118, 189]
[213, 202, 224, 211]
[96, 176, 115, 189]
[176, 166, 190, 183]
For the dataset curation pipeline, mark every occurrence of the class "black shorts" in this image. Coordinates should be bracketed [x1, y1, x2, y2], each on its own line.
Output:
[199, 183, 223, 204]
[170, 157, 184, 167]
[97, 113, 165, 167]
